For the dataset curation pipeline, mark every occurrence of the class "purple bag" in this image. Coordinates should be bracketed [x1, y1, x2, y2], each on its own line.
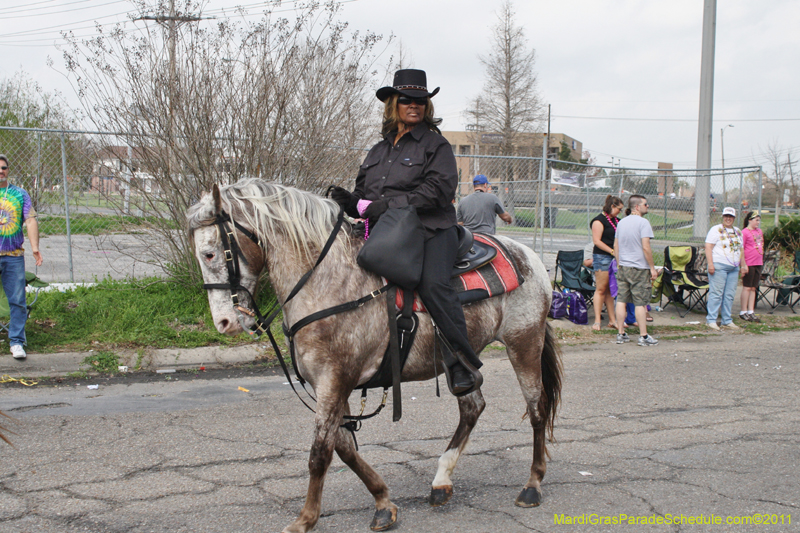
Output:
[549, 291, 567, 319]
[609, 259, 618, 299]
[566, 292, 589, 325]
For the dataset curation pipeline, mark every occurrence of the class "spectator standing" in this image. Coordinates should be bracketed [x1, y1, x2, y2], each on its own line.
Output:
[589, 195, 624, 330]
[705, 207, 744, 330]
[613, 195, 658, 346]
[0, 155, 43, 360]
[456, 175, 512, 235]
[739, 210, 763, 322]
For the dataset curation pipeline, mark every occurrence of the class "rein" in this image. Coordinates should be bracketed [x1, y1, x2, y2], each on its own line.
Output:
[201, 207, 392, 443]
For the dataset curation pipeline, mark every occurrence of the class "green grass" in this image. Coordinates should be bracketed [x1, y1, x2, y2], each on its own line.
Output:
[81, 351, 120, 373]
[37, 213, 176, 236]
[9, 277, 277, 353]
[510, 208, 797, 247]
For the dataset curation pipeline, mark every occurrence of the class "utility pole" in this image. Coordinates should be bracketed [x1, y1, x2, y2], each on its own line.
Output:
[694, 0, 717, 239]
[788, 154, 796, 212]
[135, 1, 209, 182]
[720, 124, 733, 207]
[538, 105, 549, 260]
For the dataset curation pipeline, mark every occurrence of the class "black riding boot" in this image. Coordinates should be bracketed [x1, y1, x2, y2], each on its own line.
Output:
[418, 227, 483, 396]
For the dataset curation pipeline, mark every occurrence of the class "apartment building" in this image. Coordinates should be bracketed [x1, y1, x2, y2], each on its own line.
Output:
[441, 131, 583, 194]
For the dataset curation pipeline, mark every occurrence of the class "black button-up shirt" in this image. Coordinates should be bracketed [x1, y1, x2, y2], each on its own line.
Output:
[354, 123, 458, 236]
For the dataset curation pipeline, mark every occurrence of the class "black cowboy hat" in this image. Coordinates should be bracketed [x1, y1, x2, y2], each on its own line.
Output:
[376, 69, 440, 102]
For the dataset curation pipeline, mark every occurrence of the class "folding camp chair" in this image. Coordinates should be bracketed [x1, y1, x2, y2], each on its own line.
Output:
[553, 249, 595, 305]
[0, 272, 49, 336]
[660, 246, 709, 318]
[756, 250, 800, 314]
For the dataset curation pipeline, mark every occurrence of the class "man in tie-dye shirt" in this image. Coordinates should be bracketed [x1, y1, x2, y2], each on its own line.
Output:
[0, 154, 43, 360]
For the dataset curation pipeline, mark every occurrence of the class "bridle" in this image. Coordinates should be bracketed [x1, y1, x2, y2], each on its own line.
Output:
[200, 210, 265, 328]
[199, 207, 392, 442]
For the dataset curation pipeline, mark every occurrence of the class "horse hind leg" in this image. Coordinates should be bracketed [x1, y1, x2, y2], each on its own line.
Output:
[334, 405, 397, 532]
[429, 389, 486, 507]
[507, 322, 563, 508]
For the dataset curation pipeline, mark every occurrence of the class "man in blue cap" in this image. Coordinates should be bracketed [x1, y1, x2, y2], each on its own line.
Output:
[456, 175, 512, 235]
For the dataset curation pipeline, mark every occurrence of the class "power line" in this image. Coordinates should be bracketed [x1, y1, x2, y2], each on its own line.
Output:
[0, 0, 127, 18]
[553, 114, 800, 123]
[588, 145, 798, 168]
[0, 0, 361, 44]
[0, 8, 134, 38]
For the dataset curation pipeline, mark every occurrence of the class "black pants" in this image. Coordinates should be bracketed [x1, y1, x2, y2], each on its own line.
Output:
[417, 226, 482, 369]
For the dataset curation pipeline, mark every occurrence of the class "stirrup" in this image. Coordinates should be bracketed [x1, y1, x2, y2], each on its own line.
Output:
[441, 359, 483, 397]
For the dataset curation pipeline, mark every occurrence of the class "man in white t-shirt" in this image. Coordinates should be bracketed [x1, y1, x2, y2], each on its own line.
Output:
[613, 195, 658, 346]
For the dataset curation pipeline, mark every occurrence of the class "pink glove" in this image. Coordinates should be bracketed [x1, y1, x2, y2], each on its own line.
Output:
[357, 199, 373, 239]
[357, 199, 372, 217]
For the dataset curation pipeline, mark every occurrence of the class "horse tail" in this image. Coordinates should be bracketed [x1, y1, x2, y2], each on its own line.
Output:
[538, 321, 563, 446]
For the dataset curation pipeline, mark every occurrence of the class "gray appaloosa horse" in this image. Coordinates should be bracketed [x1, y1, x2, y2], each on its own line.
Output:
[188, 178, 562, 533]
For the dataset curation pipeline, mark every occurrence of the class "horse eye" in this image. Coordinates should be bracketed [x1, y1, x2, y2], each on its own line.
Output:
[205, 253, 215, 260]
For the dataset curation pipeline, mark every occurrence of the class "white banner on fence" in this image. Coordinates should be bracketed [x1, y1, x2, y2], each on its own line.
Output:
[550, 169, 586, 188]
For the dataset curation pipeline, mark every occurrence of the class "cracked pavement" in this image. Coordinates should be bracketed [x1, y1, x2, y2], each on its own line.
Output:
[0, 330, 798, 532]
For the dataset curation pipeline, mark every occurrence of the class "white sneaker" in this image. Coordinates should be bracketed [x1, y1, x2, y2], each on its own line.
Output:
[706, 322, 720, 331]
[638, 335, 659, 346]
[10, 345, 26, 359]
[721, 322, 740, 329]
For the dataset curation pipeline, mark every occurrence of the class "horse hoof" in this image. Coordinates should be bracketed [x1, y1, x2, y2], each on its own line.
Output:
[428, 485, 453, 507]
[515, 486, 542, 508]
[369, 506, 397, 531]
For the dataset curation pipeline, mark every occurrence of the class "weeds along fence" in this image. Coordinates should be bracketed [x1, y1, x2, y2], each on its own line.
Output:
[0, 125, 763, 283]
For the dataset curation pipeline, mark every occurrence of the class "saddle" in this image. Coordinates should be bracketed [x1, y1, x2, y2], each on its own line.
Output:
[359, 230, 524, 392]
[396, 230, 525, 312]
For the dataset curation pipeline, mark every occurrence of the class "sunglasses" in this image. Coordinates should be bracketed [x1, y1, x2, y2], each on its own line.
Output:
[0, 166, 7, 170]
[397, 96, 427, 106]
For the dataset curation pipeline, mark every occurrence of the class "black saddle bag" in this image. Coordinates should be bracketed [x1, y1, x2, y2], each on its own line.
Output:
[357, 205, 425, 290]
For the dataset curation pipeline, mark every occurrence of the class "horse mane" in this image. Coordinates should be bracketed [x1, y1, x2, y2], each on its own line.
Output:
[188, 178, 355, 264]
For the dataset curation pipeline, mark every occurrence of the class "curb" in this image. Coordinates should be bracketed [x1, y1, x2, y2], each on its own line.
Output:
[0, 344, 271, 378]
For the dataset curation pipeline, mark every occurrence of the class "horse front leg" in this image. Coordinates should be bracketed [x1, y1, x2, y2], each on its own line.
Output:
[429, 389, 486, 506]
[283, 388, 347, 533]
[335, 404, 397, 531]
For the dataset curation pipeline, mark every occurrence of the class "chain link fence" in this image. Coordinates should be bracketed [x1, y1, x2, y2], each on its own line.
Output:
[0, 126, 765, 282]
[454, 155, 764, 265]
[0, 125, 367, 284]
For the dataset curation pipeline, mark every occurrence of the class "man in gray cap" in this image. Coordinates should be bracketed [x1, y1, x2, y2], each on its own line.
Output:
[0, 154, 43, 360]
[456, 175, 512, 235]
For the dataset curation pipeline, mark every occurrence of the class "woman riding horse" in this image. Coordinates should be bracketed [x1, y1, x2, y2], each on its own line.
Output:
[330, 68, 481, 396]
[190, 178, 560, 533]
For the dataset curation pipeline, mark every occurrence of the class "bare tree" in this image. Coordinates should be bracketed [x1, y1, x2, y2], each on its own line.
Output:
[762, 141, 792, 225]
[463, 0, 543, 243]
[61, 0, 389, 284]
[0, 71, 82, 209]
[467, 0, 543, 158]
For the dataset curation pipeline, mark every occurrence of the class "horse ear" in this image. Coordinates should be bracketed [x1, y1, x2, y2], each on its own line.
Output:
[212, 184, 222, 215]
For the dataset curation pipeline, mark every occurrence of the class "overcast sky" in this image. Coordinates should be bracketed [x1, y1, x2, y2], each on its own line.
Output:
[2, 0, 798, 171]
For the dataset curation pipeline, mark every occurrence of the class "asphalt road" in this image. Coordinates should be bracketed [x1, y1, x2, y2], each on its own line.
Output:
[1, 330, 798, 533]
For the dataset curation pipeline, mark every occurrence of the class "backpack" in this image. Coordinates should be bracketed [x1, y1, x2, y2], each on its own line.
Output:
[566, 291, 589, 325]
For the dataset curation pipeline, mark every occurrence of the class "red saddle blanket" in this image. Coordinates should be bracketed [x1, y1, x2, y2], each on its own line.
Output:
[395, 233, 525, 312]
